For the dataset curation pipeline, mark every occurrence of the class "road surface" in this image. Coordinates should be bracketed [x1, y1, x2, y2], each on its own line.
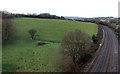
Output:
[90, 25, 119, 72]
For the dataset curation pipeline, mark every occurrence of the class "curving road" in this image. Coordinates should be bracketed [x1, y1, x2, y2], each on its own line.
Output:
[90, 25, 119, 72]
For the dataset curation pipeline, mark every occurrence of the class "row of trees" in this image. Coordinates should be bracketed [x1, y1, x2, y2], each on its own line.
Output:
[75, 19, 100, 24]
[75, 18, 119, 30]
[25, 13, 65, 19]
[1, 11, 65, 20]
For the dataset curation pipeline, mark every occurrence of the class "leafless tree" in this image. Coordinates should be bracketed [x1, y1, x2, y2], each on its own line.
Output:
[28, 29, 37, 40]
[2, 19, 13, 41]
[61, 30, 91, 68]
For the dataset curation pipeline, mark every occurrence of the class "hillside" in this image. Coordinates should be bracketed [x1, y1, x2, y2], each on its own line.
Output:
[3, 17, 98, 72]
[11, 18, 97, 40]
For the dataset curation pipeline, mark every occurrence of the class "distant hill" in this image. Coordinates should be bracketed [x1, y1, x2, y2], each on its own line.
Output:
[64, 16, 86, 19]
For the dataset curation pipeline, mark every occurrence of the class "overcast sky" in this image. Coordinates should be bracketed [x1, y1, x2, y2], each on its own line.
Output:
[0, 0, 119, 17]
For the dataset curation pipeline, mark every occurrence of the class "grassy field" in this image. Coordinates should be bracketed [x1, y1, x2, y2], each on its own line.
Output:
[3, 17, 98, 72]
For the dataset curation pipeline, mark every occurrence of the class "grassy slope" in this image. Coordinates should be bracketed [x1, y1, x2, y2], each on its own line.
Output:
[11, 18, 97, 41]
[3, 17, 98, 72]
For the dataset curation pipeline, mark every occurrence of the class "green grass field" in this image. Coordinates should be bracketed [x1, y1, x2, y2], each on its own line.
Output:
[3, 17, 98, 72]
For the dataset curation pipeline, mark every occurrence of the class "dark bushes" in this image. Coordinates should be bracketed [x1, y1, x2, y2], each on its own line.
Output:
[92, 35, 98, 44]
[79, 53, 92, 62]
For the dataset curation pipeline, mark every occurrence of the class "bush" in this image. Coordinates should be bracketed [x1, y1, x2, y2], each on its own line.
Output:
[28, 29, 37, 40]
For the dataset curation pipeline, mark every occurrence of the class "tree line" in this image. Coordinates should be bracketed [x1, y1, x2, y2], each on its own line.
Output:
[1, 11, 65, 20]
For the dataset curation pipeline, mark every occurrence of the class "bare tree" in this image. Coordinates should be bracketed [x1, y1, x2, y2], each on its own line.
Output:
[28, 29, 37, 40]
[61, 30, 91, 69]
[2, 19, 13, 41]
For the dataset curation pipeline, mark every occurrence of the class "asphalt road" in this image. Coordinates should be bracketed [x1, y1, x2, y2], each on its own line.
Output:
[90, 25, 119, 72]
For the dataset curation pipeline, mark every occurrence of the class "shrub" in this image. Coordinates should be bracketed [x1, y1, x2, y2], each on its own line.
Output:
[92, 35, 98, 44]
[28, 29, 37, 40]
